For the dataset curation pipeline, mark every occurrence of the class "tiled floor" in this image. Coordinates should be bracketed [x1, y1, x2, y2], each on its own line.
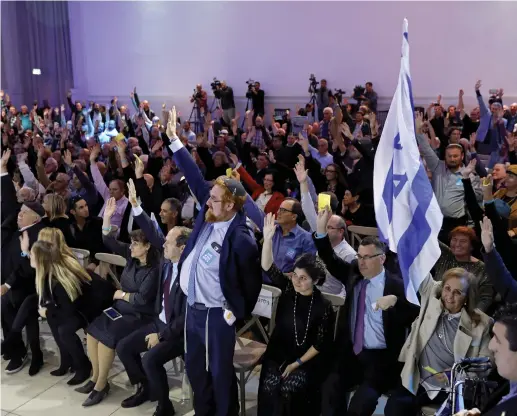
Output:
[1, 321, 258, 415]
[1, 322, 387, 415]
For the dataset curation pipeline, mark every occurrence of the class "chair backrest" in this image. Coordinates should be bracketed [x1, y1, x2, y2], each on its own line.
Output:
[347, 225, 378, 249]
[237, 284, 282, 344]
[94, 252, 126, 289]
[71, 248, 90, 268]
[322, 291, 346, 340]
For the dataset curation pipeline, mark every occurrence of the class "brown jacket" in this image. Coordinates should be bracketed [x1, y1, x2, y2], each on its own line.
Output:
[493, 188, 517, 235]
[398, 274, 493, 395]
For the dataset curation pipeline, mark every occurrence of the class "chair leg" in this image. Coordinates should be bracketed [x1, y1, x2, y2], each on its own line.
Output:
[239, 369, 246, 416]
[172, 357, 179, 376]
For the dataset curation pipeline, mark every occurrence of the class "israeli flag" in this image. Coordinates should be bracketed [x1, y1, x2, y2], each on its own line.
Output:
[373, 19, 443, 305]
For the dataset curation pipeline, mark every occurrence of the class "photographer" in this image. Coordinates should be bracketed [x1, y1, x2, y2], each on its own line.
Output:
[248, 81, 265, 119]
[190, 84, 208, 111]
[309, 78, 331, 121]
[214, 81, 235, 126]
[189, 84, 208, 132]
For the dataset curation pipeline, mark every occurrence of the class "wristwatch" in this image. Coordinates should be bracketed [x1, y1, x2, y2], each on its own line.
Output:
[21, 251, 30, 258]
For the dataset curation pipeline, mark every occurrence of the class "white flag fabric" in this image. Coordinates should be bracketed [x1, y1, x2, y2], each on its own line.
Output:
[373, 18, 443, 305]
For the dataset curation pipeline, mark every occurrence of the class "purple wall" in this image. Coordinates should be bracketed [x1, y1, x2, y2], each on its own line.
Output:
[68, 1, 517, 115]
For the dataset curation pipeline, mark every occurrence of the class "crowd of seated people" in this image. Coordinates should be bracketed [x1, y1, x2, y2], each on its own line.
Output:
[1, 80, 517, 416]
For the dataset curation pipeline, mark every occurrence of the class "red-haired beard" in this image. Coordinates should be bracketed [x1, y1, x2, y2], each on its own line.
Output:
[205, 208, 220, 223]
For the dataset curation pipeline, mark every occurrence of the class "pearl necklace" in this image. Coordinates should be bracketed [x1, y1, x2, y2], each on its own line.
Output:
[294, 291, 314, 347]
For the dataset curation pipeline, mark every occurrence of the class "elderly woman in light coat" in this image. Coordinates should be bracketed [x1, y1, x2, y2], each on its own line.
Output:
[384, 267, 493, 416]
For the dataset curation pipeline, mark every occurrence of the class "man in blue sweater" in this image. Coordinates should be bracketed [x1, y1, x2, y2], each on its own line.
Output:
[167, 106, 262, 416]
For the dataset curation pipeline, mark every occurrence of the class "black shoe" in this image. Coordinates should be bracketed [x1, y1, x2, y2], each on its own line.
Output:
[75, 380, 95, 394]
[28, 354, 44, 376]
[5, 355, 28, 374]
[50, 364, 73, 376]
[82, 383, 110, 407]
[153, 403, 176, 416]
[121, 383, 150, 408]
[67, 362, 92, 386]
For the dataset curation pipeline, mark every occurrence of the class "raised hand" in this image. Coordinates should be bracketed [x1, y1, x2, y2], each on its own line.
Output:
[151, 139, 163, 154]
[1, 148, 11, 172]
[297, 132, 309, 152]
[459, 89, 464, 97]
[470, 132, 477, 148]
[415, 111, 424, 134]
[63, 149, 73, 166]
[293, 158, 308, 184]
[268, 150, 276, 164]
[462, 158, 476, 179]
[104, 197, 117, 219]
[481, 174, 493, 200]
[134, 154, 145, 178]
[263, 212, 276, 241]
[480, 217, 494, 253]
[475, 80, 482, 91]
[316, 208, 331, 235]
[90, 143, 101, 161]
[128, 179, 139, 207]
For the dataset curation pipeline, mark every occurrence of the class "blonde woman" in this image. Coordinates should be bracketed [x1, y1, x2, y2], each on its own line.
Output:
[41, 193, 75, 245]
[31, 232, 114, 385]
[385, 268, 493, 415]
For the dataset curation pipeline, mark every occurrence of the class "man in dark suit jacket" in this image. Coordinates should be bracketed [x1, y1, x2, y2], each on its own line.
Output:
[1, 164, 46, 373]
[314, 209, 419, 416]
[116, 189, 192, 416]
[167, 107, 262, 416]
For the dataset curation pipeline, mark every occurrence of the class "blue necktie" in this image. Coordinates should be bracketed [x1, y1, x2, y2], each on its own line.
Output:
[187, 223, 214, 306]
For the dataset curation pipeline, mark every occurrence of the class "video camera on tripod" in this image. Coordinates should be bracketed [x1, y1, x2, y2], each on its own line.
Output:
[333, 88, 346, 104]
[245, 79, 256, 98]
[309, 74, 319, 89]
[210, 77, 221, 91]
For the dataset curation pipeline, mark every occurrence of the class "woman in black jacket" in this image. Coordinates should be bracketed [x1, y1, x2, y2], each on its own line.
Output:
[76, 197, 160, 407]
[258, 213, 334, 415]
[31, 234, 114, 385]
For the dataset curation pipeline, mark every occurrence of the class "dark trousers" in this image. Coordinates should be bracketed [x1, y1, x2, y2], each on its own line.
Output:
[438, 215, 468, 244]
[1, 293, 40, 359]
[324, 349, 400, 416]
[186, 305, 238, 416]
[116, 318, 183, 406]
[46, 313, 89, 373]
[384, 383, 448, 416]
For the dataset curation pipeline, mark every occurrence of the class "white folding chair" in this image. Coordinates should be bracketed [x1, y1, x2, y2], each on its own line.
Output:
[71, 248, 90, 268]
[94, 252, 126, 288]
[347, 225, 378, 249]
[234, 284, 282, 416]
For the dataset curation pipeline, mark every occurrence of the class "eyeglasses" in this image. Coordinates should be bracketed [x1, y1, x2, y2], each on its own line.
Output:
[129, 241, 143, 248]
[327, 226, 344, 231]
[208, 195, 224, 204]
[355, 253, 383, 261]
[278, 207, 293, 214]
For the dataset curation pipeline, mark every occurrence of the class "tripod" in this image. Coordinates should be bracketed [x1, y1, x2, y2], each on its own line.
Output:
[240, 96, 253, 129]
[308, 83, 318, 121]
[188, 100, 202, 134]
